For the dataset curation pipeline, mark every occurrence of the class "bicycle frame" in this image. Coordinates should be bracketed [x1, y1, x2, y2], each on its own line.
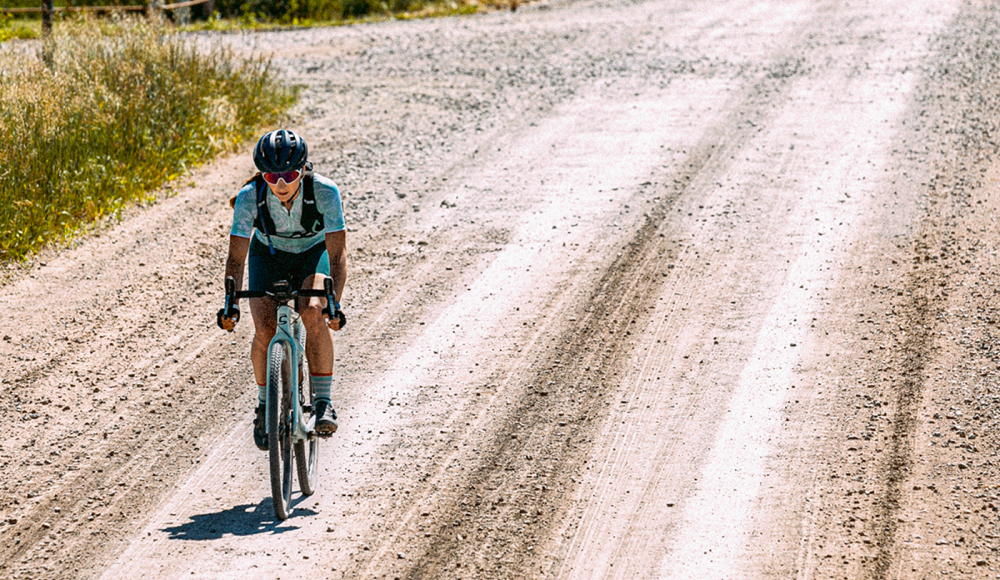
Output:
[268, 303, 312, 444]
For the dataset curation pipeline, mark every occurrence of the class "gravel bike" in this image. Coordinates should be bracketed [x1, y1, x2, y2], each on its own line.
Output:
[223, 275, 342, 520]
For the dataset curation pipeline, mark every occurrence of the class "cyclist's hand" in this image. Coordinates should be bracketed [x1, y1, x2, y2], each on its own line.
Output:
[217, 304, 240, 332]
[326, 308, 347, 331]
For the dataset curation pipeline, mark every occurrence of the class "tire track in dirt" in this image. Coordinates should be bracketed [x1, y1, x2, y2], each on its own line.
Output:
[869, 268, 939, 579]
[346, 80, 737, 580]
[545, 1, 959, 577]
[399, 8, 835, 570]
[401, 155, 699, 580]
[865, 3, 1000, 577]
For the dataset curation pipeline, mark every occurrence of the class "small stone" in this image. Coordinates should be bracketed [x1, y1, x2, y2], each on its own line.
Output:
[397, 552, 405, 559]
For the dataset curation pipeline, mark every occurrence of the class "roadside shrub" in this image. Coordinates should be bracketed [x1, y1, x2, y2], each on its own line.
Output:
[212, 0, 387, 21]
[387, 0, 415, 12]
[342, 0, 380, 17]
[212, 0, 346, 21]
[0, 13, 39, 41]
[0, 16, 294, 261]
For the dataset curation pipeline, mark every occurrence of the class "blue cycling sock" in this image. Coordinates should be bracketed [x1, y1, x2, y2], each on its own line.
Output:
[257, 382, 266, 406]
[311, 373, 332, 404]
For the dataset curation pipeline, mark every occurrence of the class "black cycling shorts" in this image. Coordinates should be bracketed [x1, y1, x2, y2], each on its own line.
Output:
[247, 236, 329, 292]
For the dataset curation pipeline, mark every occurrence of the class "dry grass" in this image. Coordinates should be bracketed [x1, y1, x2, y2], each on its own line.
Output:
[0, 16, 293, 261]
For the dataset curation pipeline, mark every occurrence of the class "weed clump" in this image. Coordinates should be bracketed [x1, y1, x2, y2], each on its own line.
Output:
[0, 16, 294, 261]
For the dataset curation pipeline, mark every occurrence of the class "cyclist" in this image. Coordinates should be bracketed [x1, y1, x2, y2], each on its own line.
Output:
[217, 129, 346, 451]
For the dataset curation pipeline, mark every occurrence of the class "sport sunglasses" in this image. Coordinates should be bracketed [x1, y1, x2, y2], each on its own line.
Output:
[262, 169, 302, 185]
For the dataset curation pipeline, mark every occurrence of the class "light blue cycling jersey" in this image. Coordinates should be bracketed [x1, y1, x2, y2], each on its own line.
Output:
[230, 172, 346, 254]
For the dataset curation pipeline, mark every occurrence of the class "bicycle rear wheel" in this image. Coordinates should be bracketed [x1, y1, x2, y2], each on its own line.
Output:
[295, 370, 318, 496]
[267, 342, 294, 521]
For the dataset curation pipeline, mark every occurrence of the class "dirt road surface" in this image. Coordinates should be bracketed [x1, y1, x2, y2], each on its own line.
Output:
[4, 0, 1000, 578]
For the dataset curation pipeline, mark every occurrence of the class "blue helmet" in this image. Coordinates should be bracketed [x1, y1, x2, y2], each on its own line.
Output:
[253, 129, 308, 173]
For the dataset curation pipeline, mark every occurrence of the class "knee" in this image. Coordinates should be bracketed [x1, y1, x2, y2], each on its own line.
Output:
[249, 299, 277, 338]
[300, 303, 325, 328]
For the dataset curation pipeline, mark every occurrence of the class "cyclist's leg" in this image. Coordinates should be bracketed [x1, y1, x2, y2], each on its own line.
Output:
[249, 298, 278, 387]
[248, 297, 277, 450]
[300, 274, 333, 375]
[248, 238, 284, 396]
[298, 244, 334, 376]
[298, 245, 337, 433]
[247, 238, 285, 449]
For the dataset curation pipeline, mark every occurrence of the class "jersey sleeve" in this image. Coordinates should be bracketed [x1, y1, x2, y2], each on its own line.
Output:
[230, 183, 256, 238]
[313, 175, 346, 233]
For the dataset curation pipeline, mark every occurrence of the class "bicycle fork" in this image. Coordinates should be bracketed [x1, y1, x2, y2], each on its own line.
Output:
[266, 307, 314, 445]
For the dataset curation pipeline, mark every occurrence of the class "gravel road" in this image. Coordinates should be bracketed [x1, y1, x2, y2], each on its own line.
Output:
[4, 0, 1000, 578]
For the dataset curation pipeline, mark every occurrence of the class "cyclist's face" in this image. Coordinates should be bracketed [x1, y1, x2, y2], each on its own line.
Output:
[267, 173, 303, 200]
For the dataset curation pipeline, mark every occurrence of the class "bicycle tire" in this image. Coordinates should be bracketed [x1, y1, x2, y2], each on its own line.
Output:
[267, 342, 294, 520]
[295, 320, 318, 496]
[295, 372, 318, 496]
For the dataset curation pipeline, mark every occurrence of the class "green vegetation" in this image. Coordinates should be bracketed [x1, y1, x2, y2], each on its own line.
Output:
[0, 13, 39, 41]
[0, 0, 512, 37]
[0, 16, 294, 261]
[181, 0, 500, 29]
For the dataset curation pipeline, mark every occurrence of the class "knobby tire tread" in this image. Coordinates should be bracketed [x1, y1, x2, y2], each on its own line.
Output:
[267, 343, 290, 521]
[295, 369, 317, 496]
[295, 320, 318, 496]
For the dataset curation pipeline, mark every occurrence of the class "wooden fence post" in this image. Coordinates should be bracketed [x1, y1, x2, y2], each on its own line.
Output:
[41, 0, 53, 35]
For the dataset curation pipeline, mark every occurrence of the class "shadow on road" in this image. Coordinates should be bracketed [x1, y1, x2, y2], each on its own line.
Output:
[161, 498, 318, 540]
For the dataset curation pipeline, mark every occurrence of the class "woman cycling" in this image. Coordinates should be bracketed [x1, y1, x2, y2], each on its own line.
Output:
[217, 129, 346, 450]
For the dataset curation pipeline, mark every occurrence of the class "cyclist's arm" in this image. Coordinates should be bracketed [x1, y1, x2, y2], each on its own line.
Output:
[325, 230, 346, 305]
[225, 235, 251, 293]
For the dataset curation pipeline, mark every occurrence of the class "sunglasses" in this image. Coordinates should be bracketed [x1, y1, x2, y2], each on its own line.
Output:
[262, 169, 302, 185]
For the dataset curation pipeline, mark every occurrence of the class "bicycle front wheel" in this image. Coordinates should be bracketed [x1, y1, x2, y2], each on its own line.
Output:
[267, 342, 294, 521]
